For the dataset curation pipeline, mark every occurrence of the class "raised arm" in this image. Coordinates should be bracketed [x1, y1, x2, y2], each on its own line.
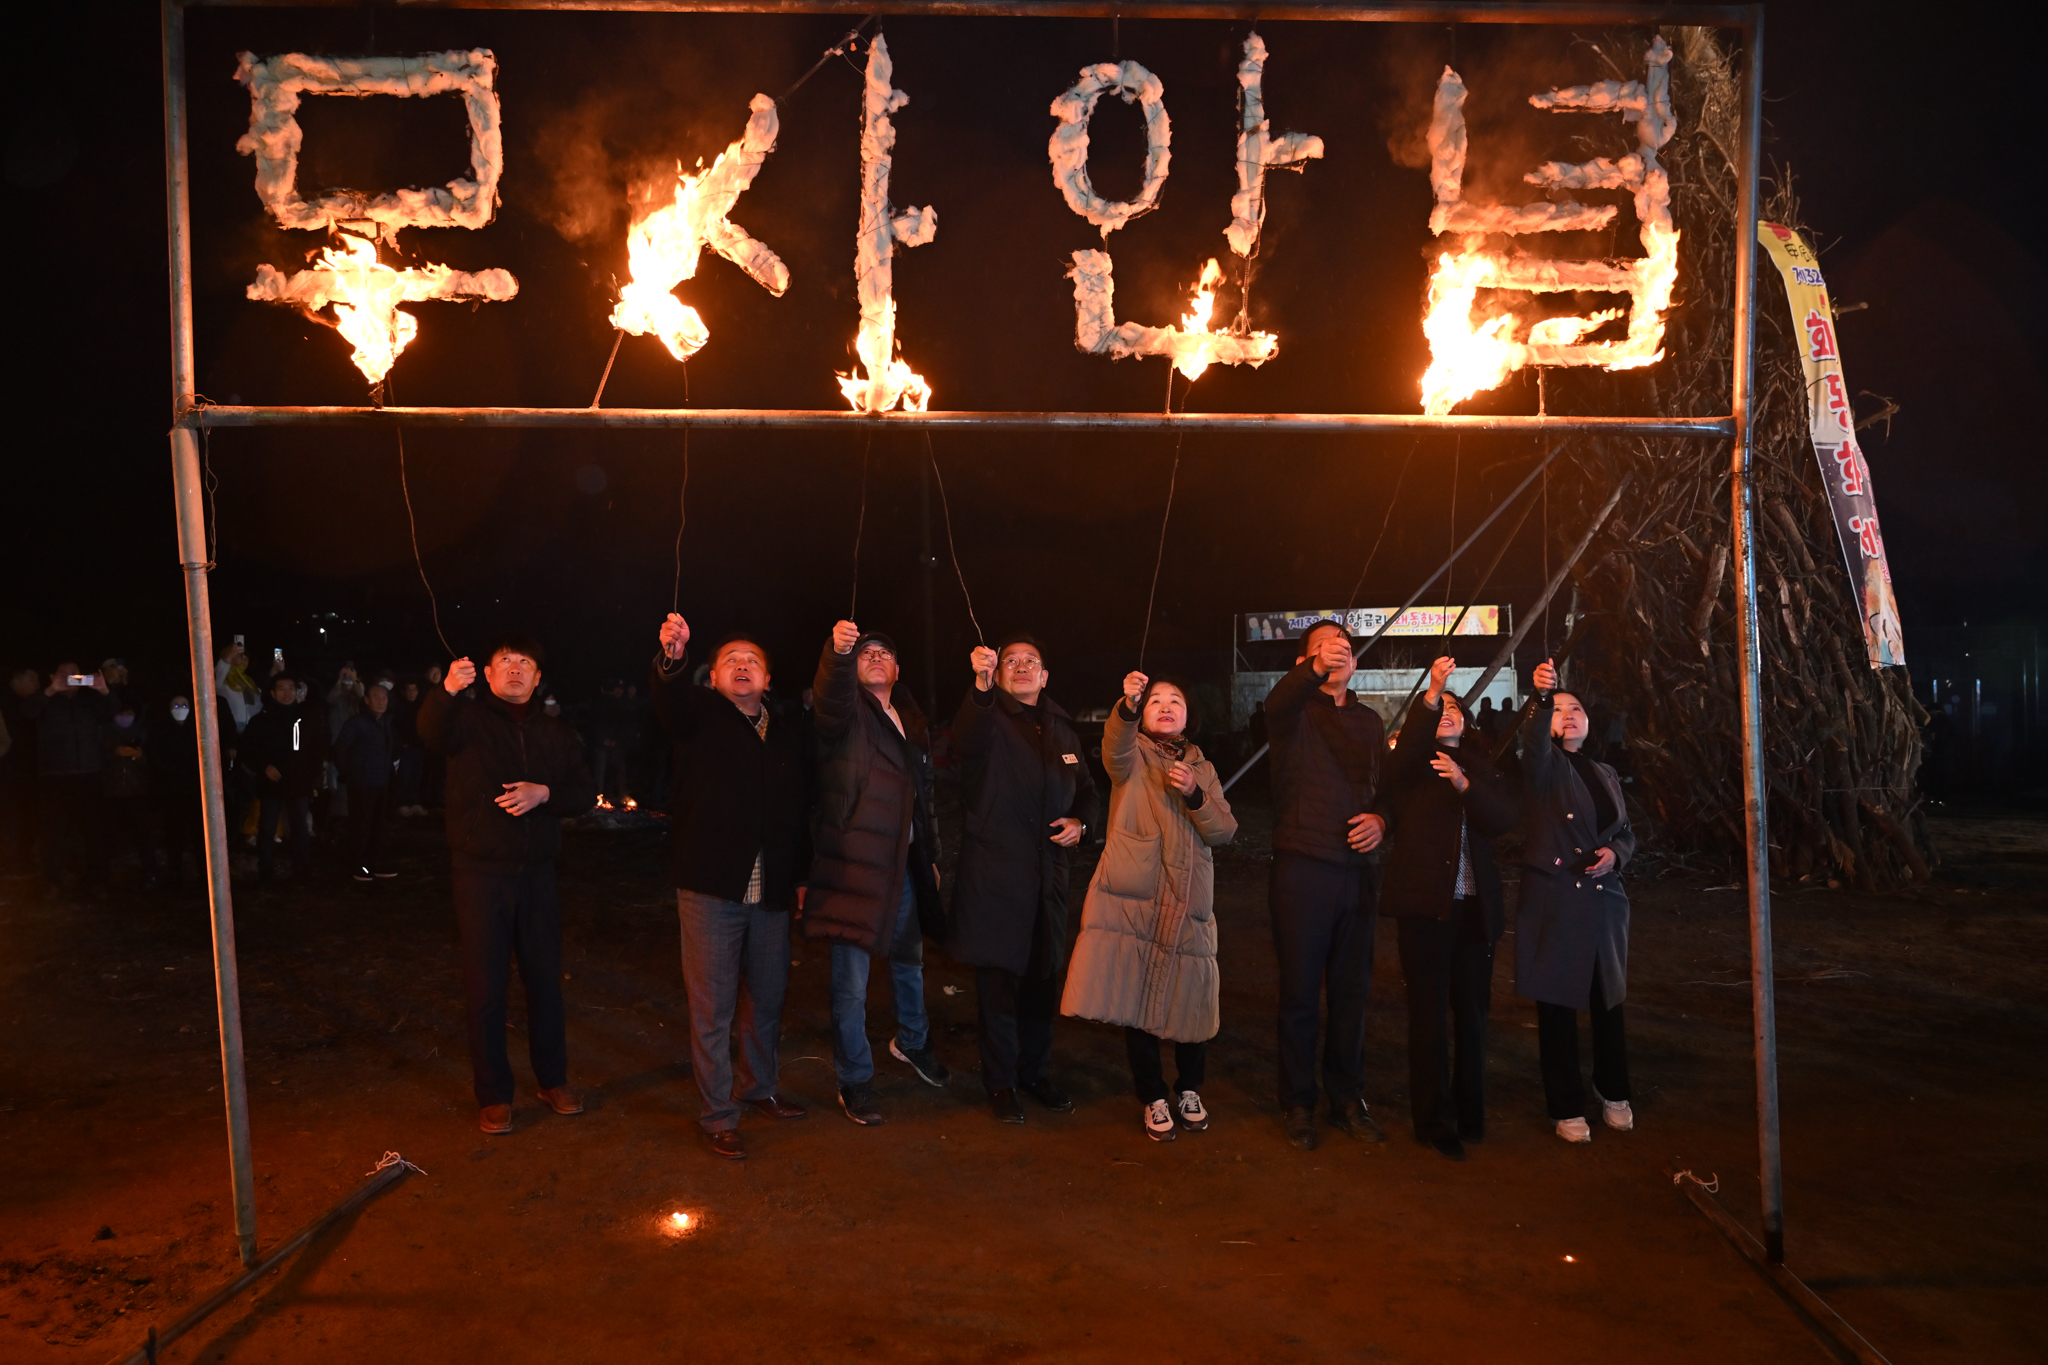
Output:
[952, 645, 1001, 757]
[1102, 671, 1148, 785]
[811, 621, 864, 744]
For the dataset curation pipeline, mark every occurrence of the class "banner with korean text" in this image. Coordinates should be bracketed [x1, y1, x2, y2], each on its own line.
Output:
[1758, 222, 1904, 668]
[1243, 606, 1501, 643]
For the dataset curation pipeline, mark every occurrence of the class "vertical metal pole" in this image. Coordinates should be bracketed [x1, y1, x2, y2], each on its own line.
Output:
[1729, 5, 1783, 1266]
[164, 0, 260, 1268]
[920, 456, 938, 713]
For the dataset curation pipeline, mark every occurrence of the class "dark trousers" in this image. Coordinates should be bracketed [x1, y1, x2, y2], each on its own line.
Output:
[453, 862, 569, 1108]
[677, 890, 790, 1132]
[257, 791, 311, 876]
[1397, 898, 1495, 1141]
[1269, 852, 1377, 1110]
[1536, 960, 1630, 1120]
[39, 774, 104, 890]
[346, 783, 392, 872]
[105, 794, 154, 884]
[158, 798, 203, 888]
[0, 766, 35, 873]
[1125, 1027, 1208, 1104]
[976, 966, 1059, 1093]
[394, 747, 422, 807]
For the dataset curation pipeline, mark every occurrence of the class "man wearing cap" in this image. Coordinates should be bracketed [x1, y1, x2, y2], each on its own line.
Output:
[419, 633, 597, 1135]
[652, 614, 813, 1159]
[804, 620, 948, 1127]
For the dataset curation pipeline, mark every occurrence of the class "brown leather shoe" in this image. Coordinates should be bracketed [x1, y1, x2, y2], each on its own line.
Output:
[748, 1094, 808, 1121]
[535, 1085, 584, 1116]
[706, 1130, 745, 1161]
[479, 1103, 513, 1135]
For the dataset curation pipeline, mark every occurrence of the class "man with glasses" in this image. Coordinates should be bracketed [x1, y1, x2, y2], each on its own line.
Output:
[803, 621, 948, 1126]
[949, 635, 1100, 1124]
[652, 614, 813, 1159]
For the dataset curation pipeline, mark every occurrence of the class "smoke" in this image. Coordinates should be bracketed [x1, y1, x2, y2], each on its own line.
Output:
[522, 16, 808, 249]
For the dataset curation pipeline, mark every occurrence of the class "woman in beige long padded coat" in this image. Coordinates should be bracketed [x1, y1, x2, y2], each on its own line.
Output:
[1062, 672, 1237, 1141]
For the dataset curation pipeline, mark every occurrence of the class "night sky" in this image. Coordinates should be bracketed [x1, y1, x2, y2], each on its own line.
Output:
[6, 2, 2039, 710]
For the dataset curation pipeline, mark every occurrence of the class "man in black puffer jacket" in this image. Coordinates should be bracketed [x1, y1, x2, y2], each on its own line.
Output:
[806, 620, 947, 1128]
[652, 614, 812, 1160]
[418, 633, 596, 1137]
[1265, 620, 1390, 1151]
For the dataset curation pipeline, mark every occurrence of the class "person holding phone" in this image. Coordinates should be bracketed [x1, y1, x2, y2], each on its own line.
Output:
[418, 634, 597, 1136]
[21, 661, 112, 897]
[1515, 658, 1637, 1144]
[949, 635, 1100, 1125]
[1380, 657, 1520, 1160]
[1062, 671, 1237, 1141]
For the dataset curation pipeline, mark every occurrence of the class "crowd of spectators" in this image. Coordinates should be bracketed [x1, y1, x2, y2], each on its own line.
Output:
[0, 637, 679, 901]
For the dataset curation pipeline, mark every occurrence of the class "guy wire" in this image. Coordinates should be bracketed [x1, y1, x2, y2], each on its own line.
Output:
[924, 429, 984, 646]
[1136, 406, 1185, 670]
[395, 424, 454, 660]
[1344, 436, 1420, 617]
[849, 433, 872, 619]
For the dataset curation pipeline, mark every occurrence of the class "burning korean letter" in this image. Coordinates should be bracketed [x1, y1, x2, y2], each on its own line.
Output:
[236, 50, 518, 390]
[1418, 37, 1680, 415]
[611, 95, 791, 365]
[1054, 36, 1317, 382]
[837, 35, 936, 414]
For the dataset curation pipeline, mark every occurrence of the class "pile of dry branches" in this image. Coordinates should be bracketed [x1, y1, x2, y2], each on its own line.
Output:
[1546, 27, 1930, 888]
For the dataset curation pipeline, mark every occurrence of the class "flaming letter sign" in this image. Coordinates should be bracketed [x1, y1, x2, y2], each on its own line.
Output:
[611, 96, 791, 365]
[838, 35, 936, 414]
[1054, 36, 1318, 382]
[1419, 37, 1680, 415]
[236, 51, 519, 388]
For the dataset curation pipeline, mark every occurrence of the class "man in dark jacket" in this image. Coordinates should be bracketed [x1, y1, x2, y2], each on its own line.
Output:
[1, 668, 41, 879]
[22, 662, 112, 897]
[653, 614, 812, 1159]
[1265, 621, 1389, 1150]
[237, 672, 326, 883]
[1381, 657, 1520, 1160]
[806, 620, 948, 1128]
[419, 633, 596, 1136]
[334, 682, 400, 882]
[950, 634, 1100, 1125]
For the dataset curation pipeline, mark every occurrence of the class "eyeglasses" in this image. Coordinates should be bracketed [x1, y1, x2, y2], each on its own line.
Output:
[857, 645, 895, 661]
[1000, 656, 1042, 671]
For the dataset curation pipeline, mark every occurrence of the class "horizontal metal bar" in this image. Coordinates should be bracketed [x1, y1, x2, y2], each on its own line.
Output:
[177, 1, 1753, 26]
[184, 405, 1735, 436]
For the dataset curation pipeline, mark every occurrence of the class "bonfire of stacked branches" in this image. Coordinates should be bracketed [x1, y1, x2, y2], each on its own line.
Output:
[1540, 27, 1930, 889]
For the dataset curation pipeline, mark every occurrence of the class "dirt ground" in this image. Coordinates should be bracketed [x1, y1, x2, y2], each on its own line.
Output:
[3, 791, 2043, 1364]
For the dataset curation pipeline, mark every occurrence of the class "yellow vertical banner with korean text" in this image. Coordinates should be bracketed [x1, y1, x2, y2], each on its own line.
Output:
[1758, 222, 1904, 668]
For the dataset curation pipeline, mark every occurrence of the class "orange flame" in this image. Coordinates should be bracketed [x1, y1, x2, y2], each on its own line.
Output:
[320, 233, 419, 385]
[611, 164, 719, 363]
[609, 97, 788, 365]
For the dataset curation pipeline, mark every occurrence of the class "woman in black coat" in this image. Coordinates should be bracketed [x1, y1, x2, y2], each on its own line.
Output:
[949, 635, 1100, 1124]
[1380, 658, 1519, 1160]
[1514, 658, 1638, 1144]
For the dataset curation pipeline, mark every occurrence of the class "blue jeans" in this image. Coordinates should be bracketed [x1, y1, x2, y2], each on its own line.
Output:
[677, 889, 790, 1132]
[829, 876, 929, 1087]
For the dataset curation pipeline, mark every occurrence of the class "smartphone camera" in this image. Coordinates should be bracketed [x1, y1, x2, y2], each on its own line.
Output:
[66, 674, 95, 688]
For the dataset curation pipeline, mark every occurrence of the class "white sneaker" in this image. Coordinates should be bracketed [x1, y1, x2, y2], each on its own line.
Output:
[1143, 1099, 1177, 1142]
[1556, 1117, 1592, 1144]
[1175, 1089, 1210, 1133]
[1602, 1099, 1634, 1131]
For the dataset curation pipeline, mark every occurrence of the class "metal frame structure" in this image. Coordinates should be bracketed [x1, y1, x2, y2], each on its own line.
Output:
[161, 0, 1776, 1276]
